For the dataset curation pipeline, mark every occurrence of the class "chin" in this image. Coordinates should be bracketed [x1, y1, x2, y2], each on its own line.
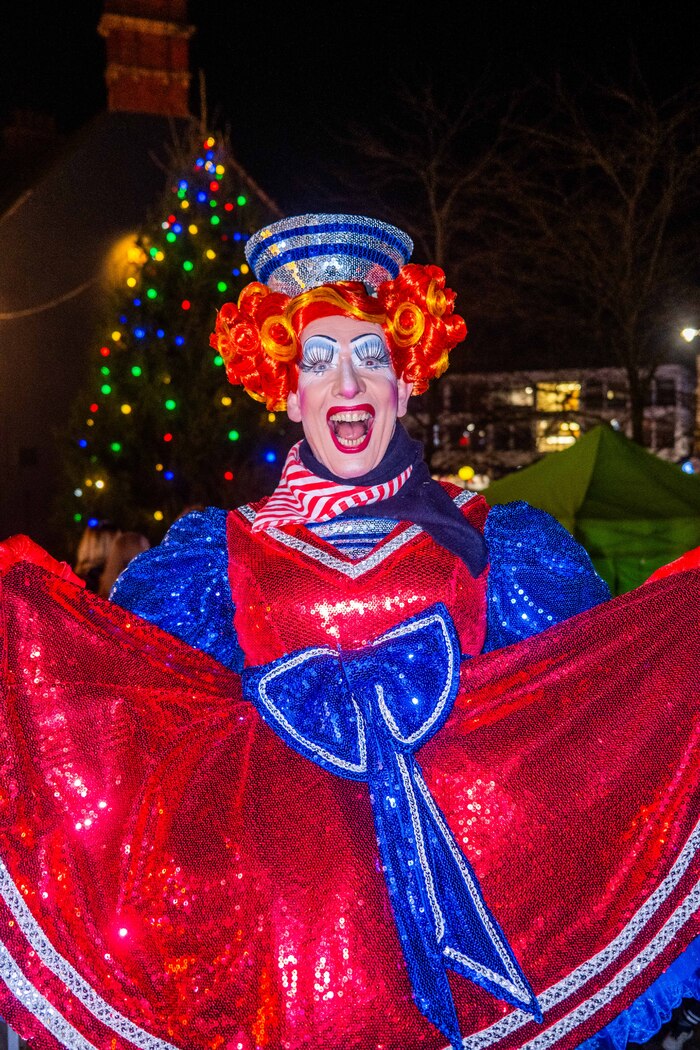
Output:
[320, 446, 382, 480]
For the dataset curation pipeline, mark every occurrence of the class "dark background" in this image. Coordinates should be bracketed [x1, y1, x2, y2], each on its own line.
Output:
[1, 2, 698, 211]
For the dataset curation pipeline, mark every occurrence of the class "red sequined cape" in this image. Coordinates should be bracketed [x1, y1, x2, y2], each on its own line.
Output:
[0, 520, 698, 1050]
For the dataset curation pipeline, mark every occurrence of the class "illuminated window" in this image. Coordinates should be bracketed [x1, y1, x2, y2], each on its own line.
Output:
[536, 420, 581, 452]
[536, 382, 580, 412]
[490, 386, 535, 408]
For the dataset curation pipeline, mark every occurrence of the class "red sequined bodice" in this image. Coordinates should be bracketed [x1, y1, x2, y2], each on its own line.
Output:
[225, 488, 489, 666]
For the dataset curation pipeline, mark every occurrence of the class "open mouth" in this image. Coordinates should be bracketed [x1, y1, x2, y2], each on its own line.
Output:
[326, 404, 375, 452]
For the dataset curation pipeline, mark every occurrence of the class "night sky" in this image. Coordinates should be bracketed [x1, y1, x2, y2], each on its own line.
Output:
[1, 2, 698, 213]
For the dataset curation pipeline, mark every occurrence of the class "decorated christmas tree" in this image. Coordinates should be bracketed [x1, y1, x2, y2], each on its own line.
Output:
[61, 129, 297, 542]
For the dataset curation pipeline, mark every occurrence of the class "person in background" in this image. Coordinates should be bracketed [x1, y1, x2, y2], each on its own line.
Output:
[73, 520, 121, 592]
[97, 531, 150, 598]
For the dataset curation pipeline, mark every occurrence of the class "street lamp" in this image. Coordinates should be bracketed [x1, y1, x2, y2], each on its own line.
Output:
[680, 327, 700, 456]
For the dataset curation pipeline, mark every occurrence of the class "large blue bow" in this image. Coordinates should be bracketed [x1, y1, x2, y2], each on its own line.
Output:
[242, 604, 541, 1047]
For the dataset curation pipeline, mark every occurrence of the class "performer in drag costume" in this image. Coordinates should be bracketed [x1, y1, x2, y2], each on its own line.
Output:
[0, 214, 699, 1050]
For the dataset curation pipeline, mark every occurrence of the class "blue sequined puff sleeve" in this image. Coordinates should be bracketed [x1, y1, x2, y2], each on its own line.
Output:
[110, 507, 245, 673]
[483, 501, 611, 653]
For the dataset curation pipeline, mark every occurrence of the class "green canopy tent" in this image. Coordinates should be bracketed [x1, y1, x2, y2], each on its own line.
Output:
[482, 425, 700, 594]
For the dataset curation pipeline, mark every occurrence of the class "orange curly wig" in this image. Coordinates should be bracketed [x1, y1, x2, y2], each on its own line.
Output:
[209, 263, 466, 411]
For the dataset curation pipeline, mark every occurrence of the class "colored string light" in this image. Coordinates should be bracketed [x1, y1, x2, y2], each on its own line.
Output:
[70, 133, 269, 532]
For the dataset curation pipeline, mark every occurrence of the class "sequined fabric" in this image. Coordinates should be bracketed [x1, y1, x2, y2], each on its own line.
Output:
[482, 501, 611, 650]
[226, 494, 489, 661]
[245, 213, 413, 295]
[0, 540, 698, 1049]
[111, 506, 245, 672]
[110, 500, 608, 662]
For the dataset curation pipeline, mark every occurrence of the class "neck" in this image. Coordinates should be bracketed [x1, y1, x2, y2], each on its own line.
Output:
[299, 423, 422, 485]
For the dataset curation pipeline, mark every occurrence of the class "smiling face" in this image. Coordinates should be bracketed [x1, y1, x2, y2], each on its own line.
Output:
[286, 315, 412, 479]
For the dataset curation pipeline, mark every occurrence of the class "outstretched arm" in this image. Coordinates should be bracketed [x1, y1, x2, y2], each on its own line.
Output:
[0, 534, 84, 587]
[111, 507, 245, 672]
[484, 502, 610, 652]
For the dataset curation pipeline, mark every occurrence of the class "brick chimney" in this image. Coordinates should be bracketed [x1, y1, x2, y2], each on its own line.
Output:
[98, 1, 194, 117]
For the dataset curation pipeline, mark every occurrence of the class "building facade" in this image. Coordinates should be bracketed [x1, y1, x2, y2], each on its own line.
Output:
[406, 363, 697, 488]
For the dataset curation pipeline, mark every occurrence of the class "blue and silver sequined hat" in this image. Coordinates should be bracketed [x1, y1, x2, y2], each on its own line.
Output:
[245, 213, 413, 296]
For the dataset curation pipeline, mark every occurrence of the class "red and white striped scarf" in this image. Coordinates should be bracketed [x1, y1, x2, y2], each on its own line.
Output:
[252, 441, 413, 532]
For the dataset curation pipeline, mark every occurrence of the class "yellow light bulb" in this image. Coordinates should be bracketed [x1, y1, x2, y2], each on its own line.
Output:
[155, 463, 163, 472]
[126, 277, 136, 288]
[155, 251, 165, 261]
[86, 418, 94, 426]
[181, 199, 189, 209]
[85, 479, 93, 487]
[206, 249, 216, 260]
[189, 224, 198, 235]
[268, 412, 276, 422]
[240, 264, 250, 274]
[221, 395, 232, 406]
[216, 164, 224, 175]
[95, 479, 105, 490]
[112, 331, 122, 342]
[154, 510, 164, 521]
[121, 404, 132, 415]
[458, 465, 475, 481]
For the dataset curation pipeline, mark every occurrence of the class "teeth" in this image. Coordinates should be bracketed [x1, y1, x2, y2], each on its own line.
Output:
[336, 435, 366, 447]
[329, 410, 372, 423]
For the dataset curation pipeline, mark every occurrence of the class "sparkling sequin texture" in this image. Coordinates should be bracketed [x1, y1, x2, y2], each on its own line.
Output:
[245, 213, 414, 295]
[0, 506, 699, 1049]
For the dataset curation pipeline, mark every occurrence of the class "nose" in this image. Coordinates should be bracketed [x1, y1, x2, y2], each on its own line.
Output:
[332, 349, 365, 399]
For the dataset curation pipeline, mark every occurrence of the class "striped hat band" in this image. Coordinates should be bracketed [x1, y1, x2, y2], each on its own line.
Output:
[245, 213, 413, 296]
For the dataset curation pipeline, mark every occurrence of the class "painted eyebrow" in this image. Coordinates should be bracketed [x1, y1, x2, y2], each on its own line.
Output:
[302, 333, 383, 345]
[351, 333, 386, 348]
[302, 334, 338, 345]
